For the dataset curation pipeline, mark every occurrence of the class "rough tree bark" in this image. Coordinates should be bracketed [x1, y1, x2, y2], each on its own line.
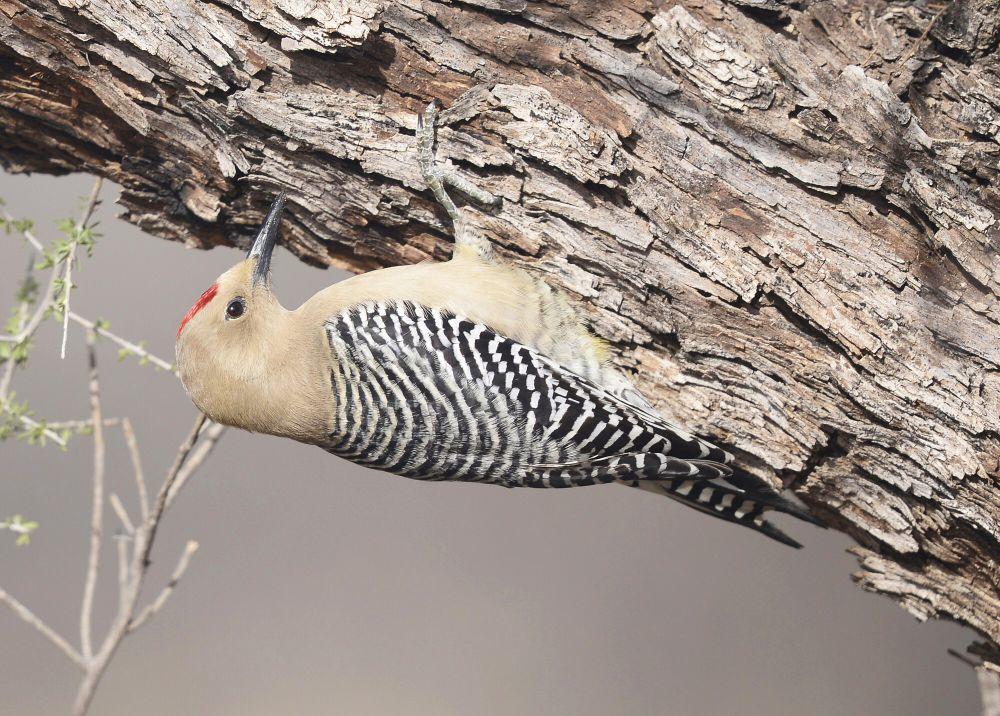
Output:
[0, 0, 997, 669]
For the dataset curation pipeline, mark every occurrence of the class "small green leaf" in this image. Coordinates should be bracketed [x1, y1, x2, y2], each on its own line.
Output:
[1, 514, 39, 546]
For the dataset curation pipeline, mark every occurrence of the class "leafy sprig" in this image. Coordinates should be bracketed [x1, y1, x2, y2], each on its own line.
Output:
[0, 514, 39, 546]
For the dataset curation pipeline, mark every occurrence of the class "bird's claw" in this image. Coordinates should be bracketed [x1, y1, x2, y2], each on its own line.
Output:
[415, 100, 502, 219]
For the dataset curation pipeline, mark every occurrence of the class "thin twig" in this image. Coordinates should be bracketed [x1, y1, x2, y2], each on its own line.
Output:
[128, 541, 199, 633]
[115, 536, 130, 613]
[109, 493, 135, 535]
[45, 417, 122, 431]
[166, 422, 226, 510]
[61, 177, 103, 360]
[0, 305, 27, 398]
[0, 296, 29, 346]
[142, 414, 207, 567]
[0, 588, 87, 670]
[0, 259, 60, 398]
[68, 312, 175, 372]
[2, 263, 60, 361]
[121, 418, 149, 522]
[14, 414, 68, 448]
[0, 207, 46, 253]
[79, 330, 104, 661]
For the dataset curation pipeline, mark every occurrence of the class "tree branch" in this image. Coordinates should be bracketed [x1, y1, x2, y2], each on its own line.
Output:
[79, 330, 104, 660]
[128, 541, 199, 634]
[60, 177, 103, 360]
[0, 587, 87, 670]
[121, 418, 149, 523]
[165, 422, 226, 511]
[68, 313, 175, 373]
[108, 493, 135, 536]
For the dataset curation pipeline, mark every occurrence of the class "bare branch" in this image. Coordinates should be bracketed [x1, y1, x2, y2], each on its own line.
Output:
[68, 312, 175, 373]
[108, 493, 135, 536]
[115, 536, 130, 613]
[121, 418, 149, 522]
[142, 414, 206, 567]
[79, 330, 104, 661]
[60, 177, 103, 360]
[0, 587, 87, 670]
[45, 417, 122, 431]
[165, 422, 226, 510]
[128, 541, 199, 633]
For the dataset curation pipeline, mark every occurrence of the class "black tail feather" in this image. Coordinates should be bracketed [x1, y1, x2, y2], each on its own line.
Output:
[630, 478, 817, 548]
[744, 489, 826, 529]
[719, 469, 826, 529]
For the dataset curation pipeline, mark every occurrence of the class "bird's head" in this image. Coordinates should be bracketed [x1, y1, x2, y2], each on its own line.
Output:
[175, 194, 300, 432]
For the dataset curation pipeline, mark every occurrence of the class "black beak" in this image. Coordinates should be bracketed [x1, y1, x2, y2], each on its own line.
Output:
[247, 193, 286, 288]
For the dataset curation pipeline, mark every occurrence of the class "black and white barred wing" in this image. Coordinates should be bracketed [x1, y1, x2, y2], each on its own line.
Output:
[325, 301, 569, 484]
[325, 302, 815, 547]
[324, 301, 724, 482]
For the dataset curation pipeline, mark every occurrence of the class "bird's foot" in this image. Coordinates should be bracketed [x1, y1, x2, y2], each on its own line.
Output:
[416, 100, 502, 226]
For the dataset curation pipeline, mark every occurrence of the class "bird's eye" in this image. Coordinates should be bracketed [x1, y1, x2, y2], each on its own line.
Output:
[226, 298, 246, 320]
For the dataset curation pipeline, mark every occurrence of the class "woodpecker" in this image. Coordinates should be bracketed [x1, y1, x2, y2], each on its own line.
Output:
[175, 102, 820, 547]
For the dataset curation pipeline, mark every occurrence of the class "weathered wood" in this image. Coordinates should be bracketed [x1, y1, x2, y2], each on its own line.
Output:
[1, 0, 997, 659]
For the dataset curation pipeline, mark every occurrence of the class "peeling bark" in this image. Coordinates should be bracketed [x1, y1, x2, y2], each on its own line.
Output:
[1, 0, 997, 661]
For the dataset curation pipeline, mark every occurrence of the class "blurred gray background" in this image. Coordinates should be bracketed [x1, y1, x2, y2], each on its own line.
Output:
[0, 172, 979, 715]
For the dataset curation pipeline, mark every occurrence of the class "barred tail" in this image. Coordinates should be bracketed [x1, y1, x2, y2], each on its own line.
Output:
[524, 452, 822, 547]
[628, 477, 822, 549]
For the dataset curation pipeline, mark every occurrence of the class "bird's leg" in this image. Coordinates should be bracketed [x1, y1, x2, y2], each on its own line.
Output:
[417, 100, 501, 261]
